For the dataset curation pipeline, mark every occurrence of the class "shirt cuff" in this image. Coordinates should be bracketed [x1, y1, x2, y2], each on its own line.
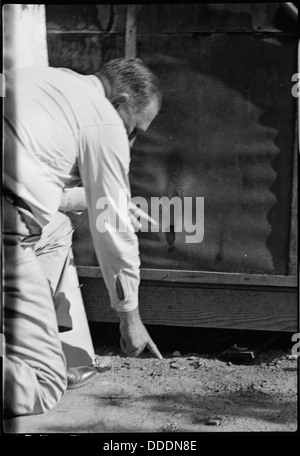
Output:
[111, 295, 139, 313]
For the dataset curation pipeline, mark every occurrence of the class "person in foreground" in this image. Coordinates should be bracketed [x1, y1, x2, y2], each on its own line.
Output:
[3, 58, 162, 417]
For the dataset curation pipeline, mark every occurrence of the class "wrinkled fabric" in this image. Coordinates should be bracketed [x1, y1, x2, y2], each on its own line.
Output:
[34, 212, 75, 332]
[3, 199, 67, 417]
[3, 66, 140, 311]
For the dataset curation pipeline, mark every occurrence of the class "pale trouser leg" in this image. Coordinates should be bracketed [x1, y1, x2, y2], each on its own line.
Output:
[3, 241, 67, 417]
[34, 212, 75, 331]
[34, 212, 95, 365]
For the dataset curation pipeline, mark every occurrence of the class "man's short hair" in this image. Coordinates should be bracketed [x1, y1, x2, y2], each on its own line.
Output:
[98, 58, 161, 112]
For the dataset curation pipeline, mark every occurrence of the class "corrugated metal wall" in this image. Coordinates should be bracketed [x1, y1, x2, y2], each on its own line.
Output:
[46, 4, 297, 276]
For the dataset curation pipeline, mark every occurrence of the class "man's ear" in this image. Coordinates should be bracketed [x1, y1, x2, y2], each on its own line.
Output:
[110, 92, 130, 108]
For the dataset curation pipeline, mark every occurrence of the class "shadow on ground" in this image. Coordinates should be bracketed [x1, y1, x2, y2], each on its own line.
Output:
[4, 385, 297, 434]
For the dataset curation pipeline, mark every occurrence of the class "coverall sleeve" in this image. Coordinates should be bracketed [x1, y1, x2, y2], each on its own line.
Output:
[78, 124, 140, 312]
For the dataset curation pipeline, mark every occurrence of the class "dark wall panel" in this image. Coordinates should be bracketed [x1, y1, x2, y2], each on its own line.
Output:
[46, 4, 126, 33]
[47, 33, 125, 74]
[130, 33, 297, 274]
[46, 4, 126, 74]
[136, 3, 296, 33]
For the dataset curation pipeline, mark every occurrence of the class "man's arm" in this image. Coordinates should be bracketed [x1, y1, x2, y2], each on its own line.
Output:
[78, 123, 162, 359]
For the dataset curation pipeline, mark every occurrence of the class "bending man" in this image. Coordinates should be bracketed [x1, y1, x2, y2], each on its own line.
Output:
[3, 58, 162, 417]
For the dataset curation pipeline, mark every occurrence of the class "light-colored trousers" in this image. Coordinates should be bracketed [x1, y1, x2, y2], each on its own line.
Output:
[3, 198, 83, 417]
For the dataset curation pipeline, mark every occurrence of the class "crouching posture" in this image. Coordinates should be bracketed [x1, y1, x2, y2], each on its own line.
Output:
[3, 58, 162, 417]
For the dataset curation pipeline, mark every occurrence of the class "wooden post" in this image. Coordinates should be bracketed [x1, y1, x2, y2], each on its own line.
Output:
[3, 4, 48, 71]
[3, 5, 97, 365]
[288, 38, 299, 276]
[125, 5, 137, 58]
[288, 128, 298, 276]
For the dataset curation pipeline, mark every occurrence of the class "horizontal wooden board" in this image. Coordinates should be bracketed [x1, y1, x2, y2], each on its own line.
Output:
[45, 4, 298, 35]
[80, 278, 298, 332]
[77, 266, 297, 288]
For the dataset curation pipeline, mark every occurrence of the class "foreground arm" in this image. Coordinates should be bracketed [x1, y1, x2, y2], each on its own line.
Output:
[78, 124, 162, 359]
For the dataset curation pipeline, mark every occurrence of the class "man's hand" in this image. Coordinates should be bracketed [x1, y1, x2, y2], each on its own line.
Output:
[118, 307, 163, 359]
[128, 201, 157, 232]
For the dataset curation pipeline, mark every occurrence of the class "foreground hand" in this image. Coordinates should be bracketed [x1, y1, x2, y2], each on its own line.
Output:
[128, 201, 157, 232]
[118, 307, 163, 359]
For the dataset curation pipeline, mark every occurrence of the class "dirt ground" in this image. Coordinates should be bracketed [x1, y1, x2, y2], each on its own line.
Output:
[3, 325, 299, 435]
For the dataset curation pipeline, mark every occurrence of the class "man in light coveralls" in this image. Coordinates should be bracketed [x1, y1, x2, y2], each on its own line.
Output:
[3, 58, 162, 417]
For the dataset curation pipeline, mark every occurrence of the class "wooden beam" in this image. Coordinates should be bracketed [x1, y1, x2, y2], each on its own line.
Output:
[125, 5, 136, 58]
[288, 126, 298, 276]
[3, 4, 48, 71]
[289, 41, 299, 276]
[80, 278, 298, 332]
[77, 266, 297, 288]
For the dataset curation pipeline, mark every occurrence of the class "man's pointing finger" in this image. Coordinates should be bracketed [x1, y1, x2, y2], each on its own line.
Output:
[146, 338, 163, 360]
